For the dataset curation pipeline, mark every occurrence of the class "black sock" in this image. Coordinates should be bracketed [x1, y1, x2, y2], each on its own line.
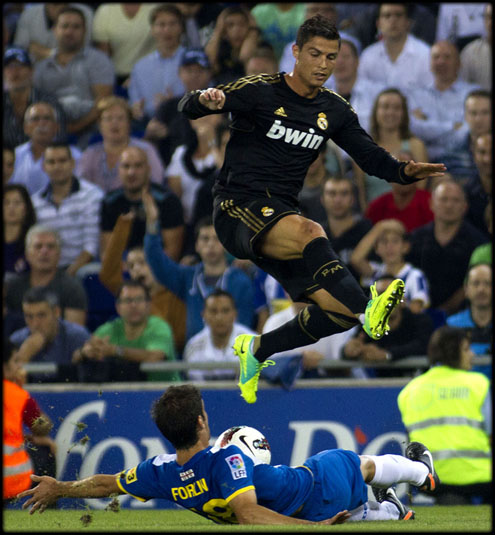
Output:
[255, 305, 359, 362]
[302, 236, 369, 314]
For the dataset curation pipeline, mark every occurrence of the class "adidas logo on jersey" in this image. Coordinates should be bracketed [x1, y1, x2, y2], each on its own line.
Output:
[266, 120, 324, 149]
[274, 107, 287, 117]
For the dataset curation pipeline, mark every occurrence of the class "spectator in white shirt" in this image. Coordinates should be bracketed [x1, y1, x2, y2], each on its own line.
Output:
[459, 3, 492, 90]
[357, 4, 432, 99]
[408, 40, 480, 162]
[184, 289, 255, 381]
[128, 4, 186, 123]
[31, 142, 104, 276]
[9, 102, 81, 195]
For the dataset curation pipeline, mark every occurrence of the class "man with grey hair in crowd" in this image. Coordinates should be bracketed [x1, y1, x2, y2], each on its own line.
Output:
[4, 224, 88, 328]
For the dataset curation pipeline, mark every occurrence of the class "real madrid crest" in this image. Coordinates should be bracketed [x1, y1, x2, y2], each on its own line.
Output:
[317, 112, 328, 130]
[261, 206, 274, 217]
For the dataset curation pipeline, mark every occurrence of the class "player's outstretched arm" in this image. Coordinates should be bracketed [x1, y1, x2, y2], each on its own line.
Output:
[230, 490, 350, 525]
[17, 473, 122, 514]
[402, 160, 447, 182]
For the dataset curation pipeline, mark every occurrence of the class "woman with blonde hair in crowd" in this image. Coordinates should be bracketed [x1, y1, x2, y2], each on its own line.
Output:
[76, 96, 165, 193]
[353, 88, 429, 211]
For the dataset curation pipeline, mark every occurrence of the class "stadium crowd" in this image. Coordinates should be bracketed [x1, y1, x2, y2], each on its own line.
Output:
[3, 2, 492, 386]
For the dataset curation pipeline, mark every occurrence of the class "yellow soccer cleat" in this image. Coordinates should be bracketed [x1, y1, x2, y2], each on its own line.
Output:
[233, 334, 275, 404]
[363, 279, 405, 340]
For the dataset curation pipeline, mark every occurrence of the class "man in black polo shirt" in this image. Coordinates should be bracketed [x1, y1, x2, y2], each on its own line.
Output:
[408, 180, 488, 316]
[100, 146, 184, 261]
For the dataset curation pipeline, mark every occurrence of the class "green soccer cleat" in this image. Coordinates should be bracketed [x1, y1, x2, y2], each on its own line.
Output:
[363, 279, 405, 340]
[233, 334, 275, 404]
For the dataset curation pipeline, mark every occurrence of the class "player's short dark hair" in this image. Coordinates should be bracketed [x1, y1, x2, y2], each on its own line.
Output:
[427, 326, 470, 368]
[22, 287, 59, 308]
[295, 14, 340, 50]
[149, 4, 184, 30]
[151, 385, 204, 449]
[116, 280, 150, 301]
[204, 288, 236, 309]
[55, 6, 86, 28]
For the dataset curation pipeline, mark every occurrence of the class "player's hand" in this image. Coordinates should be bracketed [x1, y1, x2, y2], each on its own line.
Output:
[403, 160, 446, 181]
[318, 510, 351, 524]
[17, 474, 60, 514]
[199, 88, 225, 110]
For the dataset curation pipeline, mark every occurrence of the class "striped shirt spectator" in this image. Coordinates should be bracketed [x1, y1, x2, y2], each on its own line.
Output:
[31, 143, 104, 275]
[10, 140, 81, 196]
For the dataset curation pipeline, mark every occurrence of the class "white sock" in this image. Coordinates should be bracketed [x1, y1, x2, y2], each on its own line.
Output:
[369, 454, 428, 488]
[358, 313, 365, 325]
[348, 501, 399, 521]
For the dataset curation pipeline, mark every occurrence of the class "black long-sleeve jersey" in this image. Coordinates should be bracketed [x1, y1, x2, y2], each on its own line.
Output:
[178, 72, 412, 206]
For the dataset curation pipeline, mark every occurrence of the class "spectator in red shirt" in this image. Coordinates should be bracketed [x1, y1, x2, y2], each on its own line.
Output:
[365, 181, 434, 233]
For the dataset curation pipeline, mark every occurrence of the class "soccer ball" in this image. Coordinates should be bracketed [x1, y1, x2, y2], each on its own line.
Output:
[214, 425, 271, 464]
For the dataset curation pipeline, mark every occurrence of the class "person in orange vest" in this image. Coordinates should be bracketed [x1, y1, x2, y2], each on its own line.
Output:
[3, 340, 56, 502]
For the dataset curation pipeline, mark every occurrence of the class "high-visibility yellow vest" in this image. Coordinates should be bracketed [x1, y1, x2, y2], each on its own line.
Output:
[398, 366, 491, 485]
[3, 379, 34, 499]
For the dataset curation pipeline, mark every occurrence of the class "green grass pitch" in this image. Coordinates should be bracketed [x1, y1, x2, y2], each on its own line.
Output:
[3, 505, 492, 532]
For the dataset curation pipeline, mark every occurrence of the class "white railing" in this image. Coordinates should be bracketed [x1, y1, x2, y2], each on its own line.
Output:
[22, 355, 491, 375]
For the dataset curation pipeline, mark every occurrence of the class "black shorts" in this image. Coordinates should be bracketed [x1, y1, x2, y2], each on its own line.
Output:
[213, 196, 323, 302]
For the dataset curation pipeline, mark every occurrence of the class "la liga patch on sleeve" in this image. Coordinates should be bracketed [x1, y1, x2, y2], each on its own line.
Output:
[225, 454, 247, 480]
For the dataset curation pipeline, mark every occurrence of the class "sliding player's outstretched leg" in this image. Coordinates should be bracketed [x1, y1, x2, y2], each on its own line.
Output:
[405, 441, 440, 492]
[372, 487, 415, 520]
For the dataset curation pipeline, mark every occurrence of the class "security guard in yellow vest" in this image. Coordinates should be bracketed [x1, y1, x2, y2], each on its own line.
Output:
[398, 326, 492, 505]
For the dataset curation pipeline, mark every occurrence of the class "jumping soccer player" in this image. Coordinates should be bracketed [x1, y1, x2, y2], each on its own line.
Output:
[178, 15, 447, 403]
[18, 385, 439, 524]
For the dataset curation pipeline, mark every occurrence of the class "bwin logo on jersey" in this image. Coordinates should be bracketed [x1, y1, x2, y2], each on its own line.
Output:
[266, 120, 324, 149]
